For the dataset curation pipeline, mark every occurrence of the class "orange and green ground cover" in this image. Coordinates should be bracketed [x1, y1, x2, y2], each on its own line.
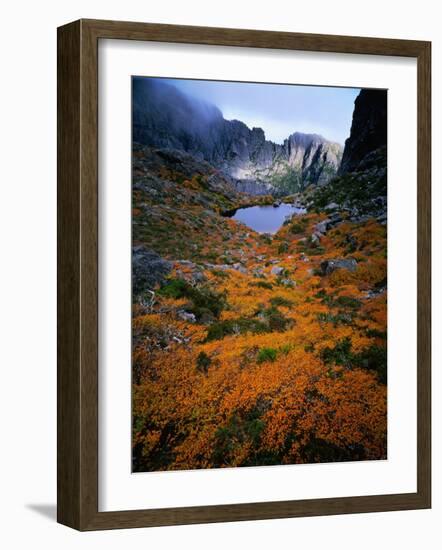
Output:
[132, 149, 387, 471]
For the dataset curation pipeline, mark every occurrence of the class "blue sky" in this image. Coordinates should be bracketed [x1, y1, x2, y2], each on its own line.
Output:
[162, 78, 360, 146]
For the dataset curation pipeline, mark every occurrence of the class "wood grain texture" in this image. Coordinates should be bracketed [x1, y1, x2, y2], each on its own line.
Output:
[57, 19, 431, 531]
[57, 20, 81, 529]
[416, 42, 431, 508]
[83, 18, 427, 57]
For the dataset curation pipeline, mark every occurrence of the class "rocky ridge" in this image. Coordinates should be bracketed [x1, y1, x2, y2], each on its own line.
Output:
[133, 77, 343, 195]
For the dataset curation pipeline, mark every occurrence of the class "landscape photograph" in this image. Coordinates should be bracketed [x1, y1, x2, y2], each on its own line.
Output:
[131, 76, 388, 472]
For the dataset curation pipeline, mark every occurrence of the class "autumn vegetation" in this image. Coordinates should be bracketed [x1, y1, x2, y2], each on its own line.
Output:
[132, 148, 387, 471]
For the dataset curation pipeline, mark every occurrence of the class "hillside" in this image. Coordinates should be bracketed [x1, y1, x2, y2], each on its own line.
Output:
[131, 85, 388, 471]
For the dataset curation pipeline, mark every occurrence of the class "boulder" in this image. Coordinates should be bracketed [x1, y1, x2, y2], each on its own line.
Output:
[377, 212, 387, 225]
[271, 266, 285, 276]
[328, 212, 343, 224]
[175, 260, 207, 284]
[279, 278, 295, 287]
[177, 310, 197, 323]
[324, 202, 339, 211]
[175, 259, 196, 268]
[314, 214, 342, 236]
[232, 263, 248, 274]
[132, 246, 172, 294]
[315, 220, 329, 235]
[320, 258, 357, 276]
[310, 233, 321, 246]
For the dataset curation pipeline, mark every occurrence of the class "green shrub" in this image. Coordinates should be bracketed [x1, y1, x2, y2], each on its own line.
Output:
[335, 296, 361, 310]
[212, 412, 265, 467]
[190, 287, 226, 319]
[314, 291, 361, 312]
[257, 305, 292, 332]
[205, 318, 267, 341]
[196, 351, 211, 374]
[267, 309, 291, 331]
[158, 278, 189, 299]
[290, 222, 304, 234]
[279, 343, 293, 355]
[211, 269, 229, 279]
[320, 336, 353, 367]
[317, 312, 354, 326]
[320, 337, 387, 383]
[250, 280, 273, 290]
[353, 344, 387, 384]
[303, 246, 325, 256]
[365, 328, 387, 339]
[278, 242, 289, 254]
[257, 347, 278, 363]
[260, 234, 272, 245]
[159, 278, 226, 321]
[270, 296, 293, 308]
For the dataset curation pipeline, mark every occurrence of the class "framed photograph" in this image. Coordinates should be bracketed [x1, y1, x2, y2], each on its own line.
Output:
[57, 19, 431, 530]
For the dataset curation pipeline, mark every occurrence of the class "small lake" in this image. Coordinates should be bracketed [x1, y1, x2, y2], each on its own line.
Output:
[231, 203, 306, 234]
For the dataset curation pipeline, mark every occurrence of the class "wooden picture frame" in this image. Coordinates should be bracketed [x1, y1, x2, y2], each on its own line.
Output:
[57, 18, 431, 530]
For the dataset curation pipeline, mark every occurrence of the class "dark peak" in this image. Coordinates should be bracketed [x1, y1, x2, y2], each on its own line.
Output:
[339, 88, 387, 175]
[228, 119, 251, 131]
[133, 77, 223, 122]
[354, 89, 387, 110]
[251, 127, 266, 138]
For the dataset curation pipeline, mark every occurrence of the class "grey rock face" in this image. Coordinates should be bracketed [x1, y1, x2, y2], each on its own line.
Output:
[133, 78, 343, 194]
[320, 258, 358, 276]
[377, 213, 387, 225]
[232, 263, 248, 274]
[324, 202, 339, 211]
[132, 246, 172, 294]
[310, 233, 321, 246]
[314, 213, 343, 236]
[314, 220, 329, 235]
[174, 260, 207, 285]
[271, 266, 285, 276]
[177, 310, 197, 323]
[232, 179, 274, 195]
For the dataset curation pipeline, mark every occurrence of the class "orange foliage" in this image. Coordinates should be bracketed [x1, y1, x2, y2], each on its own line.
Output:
[132, 181, 387, 471]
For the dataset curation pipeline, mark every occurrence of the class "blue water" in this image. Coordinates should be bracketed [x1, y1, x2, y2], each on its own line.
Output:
[232, 204, 306, 234]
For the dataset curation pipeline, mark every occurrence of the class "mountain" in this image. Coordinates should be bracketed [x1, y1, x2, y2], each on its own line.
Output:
[133, 77, 343, 195]
[339, 89, 387, 175]
[309, 88, 387, 220]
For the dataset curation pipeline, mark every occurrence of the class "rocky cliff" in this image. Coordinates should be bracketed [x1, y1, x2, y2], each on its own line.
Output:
[339, 89, 387, 175]
[309, 88, 387, 221]
[133, 77, 342, 195]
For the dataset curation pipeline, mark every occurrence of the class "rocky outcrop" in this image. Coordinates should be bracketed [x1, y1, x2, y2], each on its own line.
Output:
[133, 144, 241, 204]
[308, 89, 387, 221]
[132, 246, 172, 294]
[232, 178, 274, 196]
[281, 132, 342, 187]
[320, 258, 358, 276]
[339, 89, 387, 175]
[133, 77, 342, 194]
